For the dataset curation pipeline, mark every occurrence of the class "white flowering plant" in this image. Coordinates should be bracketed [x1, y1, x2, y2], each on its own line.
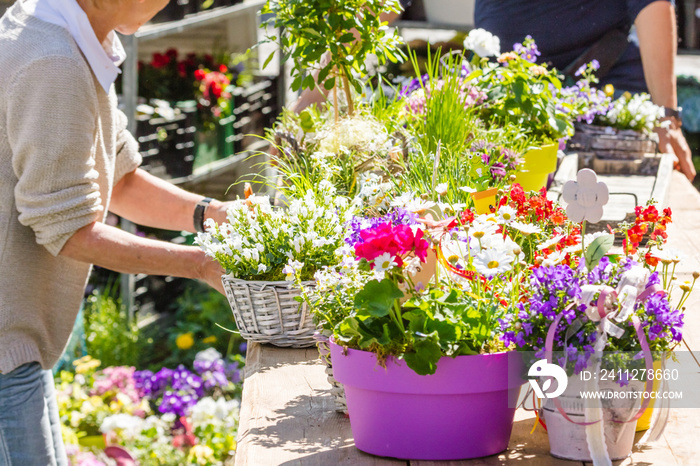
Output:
[595, 92, 664, 135]
[195, 187, 358, 281]
[269, 107, 407, 202]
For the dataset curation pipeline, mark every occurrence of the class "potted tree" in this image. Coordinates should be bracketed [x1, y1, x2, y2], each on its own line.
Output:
[260, 0, 405, 121]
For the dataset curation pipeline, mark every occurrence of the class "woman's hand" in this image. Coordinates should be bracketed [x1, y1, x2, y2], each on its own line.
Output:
[655, 123, 696, 182]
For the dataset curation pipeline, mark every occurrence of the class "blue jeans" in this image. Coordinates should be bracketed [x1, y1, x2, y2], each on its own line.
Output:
[0, 362, 68, 466]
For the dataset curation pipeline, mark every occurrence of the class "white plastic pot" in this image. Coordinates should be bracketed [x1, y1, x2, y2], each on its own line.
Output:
[543, 375, 642, 461]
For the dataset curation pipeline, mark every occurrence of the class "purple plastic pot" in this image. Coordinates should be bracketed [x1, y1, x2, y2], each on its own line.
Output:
[330, 341, 525, 460]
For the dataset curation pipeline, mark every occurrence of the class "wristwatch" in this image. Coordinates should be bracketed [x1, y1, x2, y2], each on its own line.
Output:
[661, 106, 682, 128]
[194, 197, 213, 233]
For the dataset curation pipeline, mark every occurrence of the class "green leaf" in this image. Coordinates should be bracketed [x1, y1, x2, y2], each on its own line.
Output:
[585, 234, 614, 270]
[323, 76, 336, 90]
[262, 51, 276, 70]
[339, 32, 356, 43]
[512, 80, 525, 104]
[354, 279, 404, 317]
[299, 110, 315, 133]
[403, 333, 442, 375]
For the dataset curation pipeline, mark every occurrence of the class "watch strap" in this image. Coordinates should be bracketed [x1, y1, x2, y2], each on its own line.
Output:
[194, 197, 213, 233]
[662, 106, 682, 121]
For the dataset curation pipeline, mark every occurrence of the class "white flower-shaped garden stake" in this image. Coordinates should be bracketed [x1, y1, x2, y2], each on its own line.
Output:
[562, 169, 609, 223]
[562, 169, 613, 270]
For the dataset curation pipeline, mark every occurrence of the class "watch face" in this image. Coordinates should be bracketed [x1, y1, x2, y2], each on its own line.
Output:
[663, 106, 682, 120]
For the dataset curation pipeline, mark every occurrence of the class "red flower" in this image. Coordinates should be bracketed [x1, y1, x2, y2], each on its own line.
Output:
[219, 64, 228, 73]
[412, 229, 429, 262]
[460, 209, 475, 224]
[210, 81, 223, 99]
[645, 252, 659, 267]
[550, 210, 566, 225]
[510, 183, 526, 205]
[165, 48, 178, 59]
[650, 227, 668, 241]
[194, 68, 207, 81]
[150, 52, 170, 69]
[172, 417, 196, 449]
[627, 223, 647, 245]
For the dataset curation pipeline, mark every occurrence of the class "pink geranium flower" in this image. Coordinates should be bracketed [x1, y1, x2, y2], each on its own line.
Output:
[354, 222, 429, 267]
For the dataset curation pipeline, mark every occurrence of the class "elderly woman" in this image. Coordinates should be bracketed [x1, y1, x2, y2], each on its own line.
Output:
[0, 1, 230, 464]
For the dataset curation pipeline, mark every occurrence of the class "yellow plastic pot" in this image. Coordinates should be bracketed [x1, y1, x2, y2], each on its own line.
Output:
[522, 143, 558, 173]
[470, 187, 498, 215]
[636, 360, 664, 431]
[513, 170, 549, 192]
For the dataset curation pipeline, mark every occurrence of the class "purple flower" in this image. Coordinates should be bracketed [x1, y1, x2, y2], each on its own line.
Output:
[575, 64, 587, 77]
[513, 36, 541, 63]
[345, 208, 417, 247]
[647, 271, 661, 287]
[399, 75, 429, 99]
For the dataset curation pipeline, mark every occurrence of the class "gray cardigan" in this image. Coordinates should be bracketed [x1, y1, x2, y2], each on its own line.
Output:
[0, 1, 142, 373]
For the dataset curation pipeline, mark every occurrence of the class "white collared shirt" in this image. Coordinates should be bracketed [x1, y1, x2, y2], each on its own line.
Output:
[23, 0, 126, 93]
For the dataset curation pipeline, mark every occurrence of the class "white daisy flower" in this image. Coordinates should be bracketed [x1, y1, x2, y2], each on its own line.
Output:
[435, 183, 449, 196]
[537, 234, 564, 251]
[541, 250, 567, 267]
[473, 249, 514, 277]
[509, 221, 542, 236]
[469, 220, 499, 239]
[497, 205, 517, 223]
[648, 247, 684, 264]
[374, 252, 398, 274]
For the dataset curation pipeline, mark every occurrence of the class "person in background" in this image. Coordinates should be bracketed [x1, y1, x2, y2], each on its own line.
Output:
[475, 0, 696, 181]
[0, 0, 232, 464]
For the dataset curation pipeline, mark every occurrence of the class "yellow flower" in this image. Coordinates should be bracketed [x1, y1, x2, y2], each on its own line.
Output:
[603, 84, 614, 97]
[202, 335, 217, 344]
[176, 332, 195, 350]
[188, 445, 215, 464]
[622, 91, 632, 100]
[74, 356, 101, 374]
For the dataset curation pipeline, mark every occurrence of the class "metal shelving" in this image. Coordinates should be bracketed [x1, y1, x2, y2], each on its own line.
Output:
[117, 1, 272, 317]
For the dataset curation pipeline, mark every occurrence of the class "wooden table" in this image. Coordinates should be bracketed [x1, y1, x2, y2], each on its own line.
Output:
[235, 171, 700, 466]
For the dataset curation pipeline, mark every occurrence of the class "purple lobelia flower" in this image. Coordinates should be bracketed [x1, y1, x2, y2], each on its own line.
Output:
[513, 36, 541, 63]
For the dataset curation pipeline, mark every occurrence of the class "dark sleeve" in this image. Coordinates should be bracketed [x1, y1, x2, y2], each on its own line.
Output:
[626, 0, 671, 24]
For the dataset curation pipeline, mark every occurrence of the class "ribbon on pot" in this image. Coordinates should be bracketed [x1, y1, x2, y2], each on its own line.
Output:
[543, 281, 665, 427]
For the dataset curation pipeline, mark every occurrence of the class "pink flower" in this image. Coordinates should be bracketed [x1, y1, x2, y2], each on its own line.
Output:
[354, 223, 429, 266]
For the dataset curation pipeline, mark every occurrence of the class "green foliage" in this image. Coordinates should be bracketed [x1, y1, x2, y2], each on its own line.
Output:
[157, 282, 243, 371]
[584, 233, 614, 270]
[83, 286, 143, 368]
[469, 37, 573, 144]
[408, 49, 480, 157]
[337, 281, 510, 375]
[260, 0, 405, 115]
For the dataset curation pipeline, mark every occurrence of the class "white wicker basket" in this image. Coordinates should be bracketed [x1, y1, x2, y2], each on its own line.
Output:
[315, 335, 348, 414]
[222, 276, 317, 348]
